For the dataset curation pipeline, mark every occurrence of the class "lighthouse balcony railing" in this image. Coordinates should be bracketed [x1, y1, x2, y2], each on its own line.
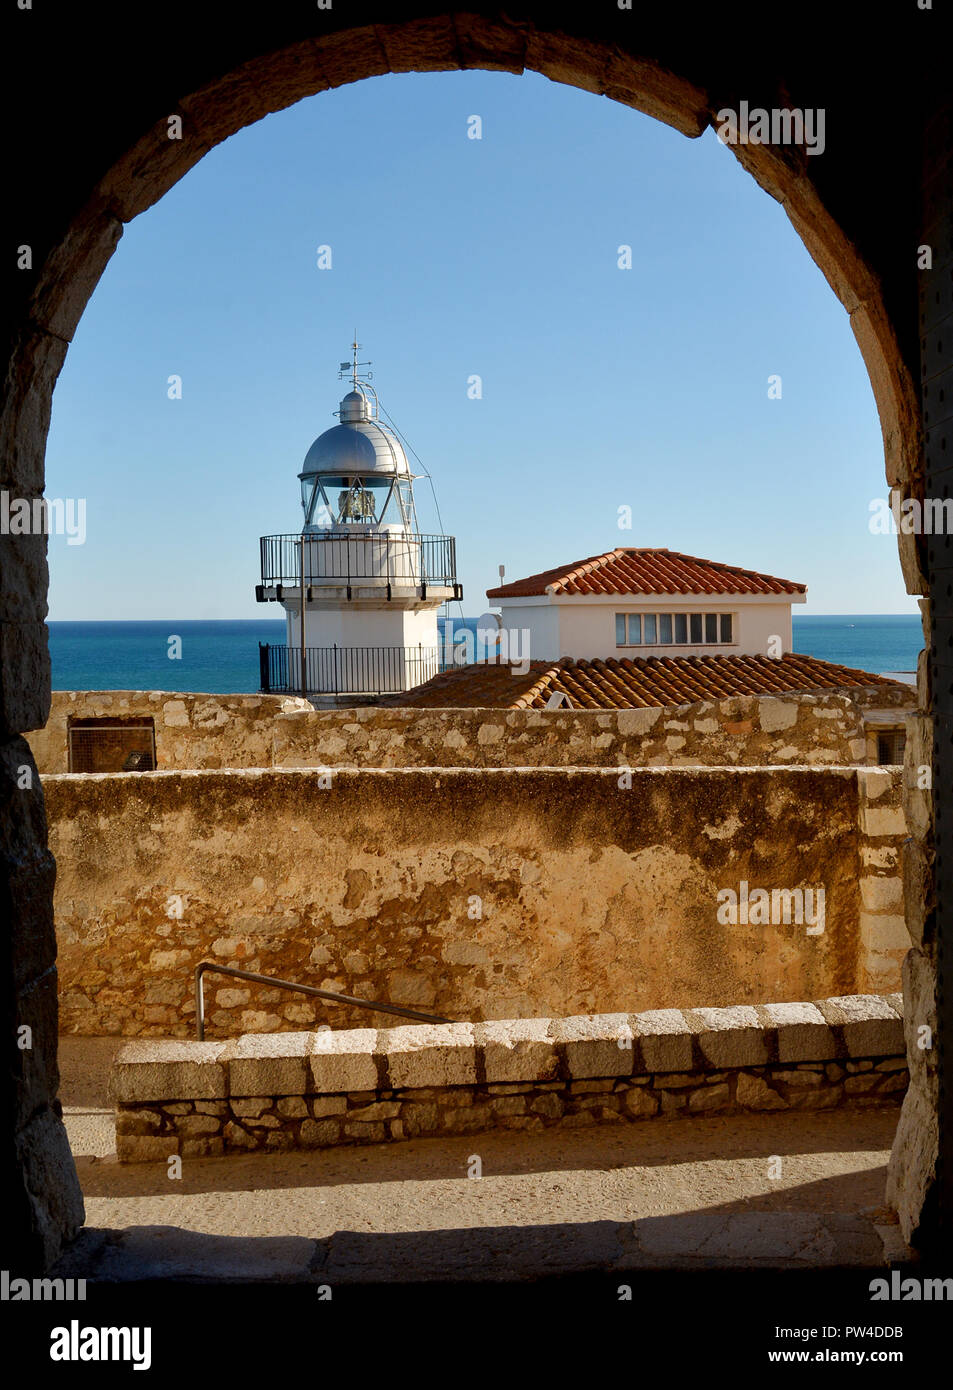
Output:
[258, 531, 459, 591]
[259, 643, 441, 696]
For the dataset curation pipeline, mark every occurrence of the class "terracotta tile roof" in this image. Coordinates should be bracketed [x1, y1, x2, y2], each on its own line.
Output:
[382, 655, 908, 710]
[378, 662, 556, 709]
[485, 548, 806, 599]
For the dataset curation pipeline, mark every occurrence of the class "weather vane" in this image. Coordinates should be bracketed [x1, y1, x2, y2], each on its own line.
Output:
[339, 333, 372, 388]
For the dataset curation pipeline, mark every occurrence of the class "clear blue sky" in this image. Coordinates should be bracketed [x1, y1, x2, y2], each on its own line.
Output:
[44, 69, 915, 620]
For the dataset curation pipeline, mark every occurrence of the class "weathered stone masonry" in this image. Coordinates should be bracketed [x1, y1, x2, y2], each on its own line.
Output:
[887, 596, 940, 1243]
[27, 688, 908, 773]
[27, 691, 311, 774]
[112, 995, 908, 1161]
[47, 764, 905, 1035]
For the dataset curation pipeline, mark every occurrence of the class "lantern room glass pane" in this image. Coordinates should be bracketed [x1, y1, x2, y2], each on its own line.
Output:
[337, 476, 389, 523]
[705, 613, 719, 643]
[643, 614, 657, 644]
[659, 613, 673, 644]
[674, 614, 688, 644]
[302, 480, 335, 527]
[300, 475, 393, 525]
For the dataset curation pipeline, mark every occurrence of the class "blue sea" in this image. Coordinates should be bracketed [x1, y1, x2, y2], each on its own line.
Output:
[46, 614, 922, 694]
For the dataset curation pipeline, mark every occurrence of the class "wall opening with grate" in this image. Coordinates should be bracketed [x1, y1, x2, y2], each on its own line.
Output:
[67, 718, 156, 773]
[876, 729, 907, 767]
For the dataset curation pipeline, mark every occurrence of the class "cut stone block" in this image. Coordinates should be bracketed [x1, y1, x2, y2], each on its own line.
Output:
[735, 1072, 787, 1110]
[860, 913, 909, 951]
[688, 1082, 730, 1111]
[310, 1028, 377, 1094]
[758, 1002, 835, 1063]
[474, 1018, 559, 1083]
[633, 1009, 693, 1073]
[116, 1134, 180, 1164]
[380, 1022, 477, 1088]
[860, 768, 895, 802]
[860, 877, 904, 912]
[548, 1014, 633, 1079]
[226, 1031, 311, 1096]
[176, 1113, 221, 1137]
[112, 1041, 227, 1102]
[861, 806, 906, 837]
[686, 1006, 769, 1068]
[758, 700, 798, 733]
[300, 1119, 340, 1148]
[816, 995, 904, 1057]
[231, 1098, 271, 1118]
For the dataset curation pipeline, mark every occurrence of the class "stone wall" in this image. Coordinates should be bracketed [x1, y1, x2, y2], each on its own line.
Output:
[46, 764, 904, 1036]
[270, 692, 882, 770]
[858, 768, 912, 991]
[26, 690, 311, 773]
[112, 995, 908, 1161]
[28, 688, 910, 773]
[887, 598, 939, 1245]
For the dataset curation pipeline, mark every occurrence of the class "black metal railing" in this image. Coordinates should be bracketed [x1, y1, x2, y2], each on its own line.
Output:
[259, 531, 458, 589]
[260, 643, 440, 695]
[194, 962, 450, 1040]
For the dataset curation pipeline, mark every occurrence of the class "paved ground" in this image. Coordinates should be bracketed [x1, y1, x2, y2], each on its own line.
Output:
[56, 1036, 910, 1281]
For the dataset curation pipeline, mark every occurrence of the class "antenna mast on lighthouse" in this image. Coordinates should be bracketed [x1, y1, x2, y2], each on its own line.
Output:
[340, 334, 372, 393]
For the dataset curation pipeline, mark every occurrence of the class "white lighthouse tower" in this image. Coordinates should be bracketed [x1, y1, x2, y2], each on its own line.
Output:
[256, 343, 461, 700]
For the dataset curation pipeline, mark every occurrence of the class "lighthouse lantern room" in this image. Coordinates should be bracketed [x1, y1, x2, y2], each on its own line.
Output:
[256, 345, 461, 700]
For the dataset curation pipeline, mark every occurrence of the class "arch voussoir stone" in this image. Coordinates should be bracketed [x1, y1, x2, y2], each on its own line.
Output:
[375, 14, 465, 72]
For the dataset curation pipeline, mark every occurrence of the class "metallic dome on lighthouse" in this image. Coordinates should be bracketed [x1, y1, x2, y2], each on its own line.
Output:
[300, 388, 410, 479]
[298, 344, 417, 531]
[339, 389, 370, 423]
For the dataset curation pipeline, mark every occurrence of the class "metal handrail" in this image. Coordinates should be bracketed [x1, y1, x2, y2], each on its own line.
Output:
[194, 961, 450, 1040]
[258, 531, 458, 588]
[259, 642, 440, 695]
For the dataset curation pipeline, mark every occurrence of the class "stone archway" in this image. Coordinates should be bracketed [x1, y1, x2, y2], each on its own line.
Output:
[4, 5, 946, 1267]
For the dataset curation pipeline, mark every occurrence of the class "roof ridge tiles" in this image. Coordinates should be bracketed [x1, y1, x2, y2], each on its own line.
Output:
[486, 547, 806, 599]
[387, 653, 908, 709]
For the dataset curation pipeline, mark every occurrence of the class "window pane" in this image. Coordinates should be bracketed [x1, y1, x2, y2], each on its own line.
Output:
[720, 613, 733, 643]
[690, 613, 703, 643]
[659, 613, 673, 644]
[674, 614, 688, 644]
[628, 614, 642, 644]
[615, 614, 626, 645]
[705, 613, 718, 643]
[643, 614, 657, 643]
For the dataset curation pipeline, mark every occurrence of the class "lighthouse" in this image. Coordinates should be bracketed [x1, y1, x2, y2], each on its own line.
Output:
[256, 344, 462, 700]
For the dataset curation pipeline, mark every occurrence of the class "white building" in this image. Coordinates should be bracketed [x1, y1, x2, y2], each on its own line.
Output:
[256, 347, 461, 697]
[486, 547, 806, 662]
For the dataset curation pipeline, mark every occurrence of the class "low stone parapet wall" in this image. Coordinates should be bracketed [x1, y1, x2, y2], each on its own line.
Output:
[29, 688, 900, 774]
[270, 692, 874, 769]
[113, 994, 907, 1161]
